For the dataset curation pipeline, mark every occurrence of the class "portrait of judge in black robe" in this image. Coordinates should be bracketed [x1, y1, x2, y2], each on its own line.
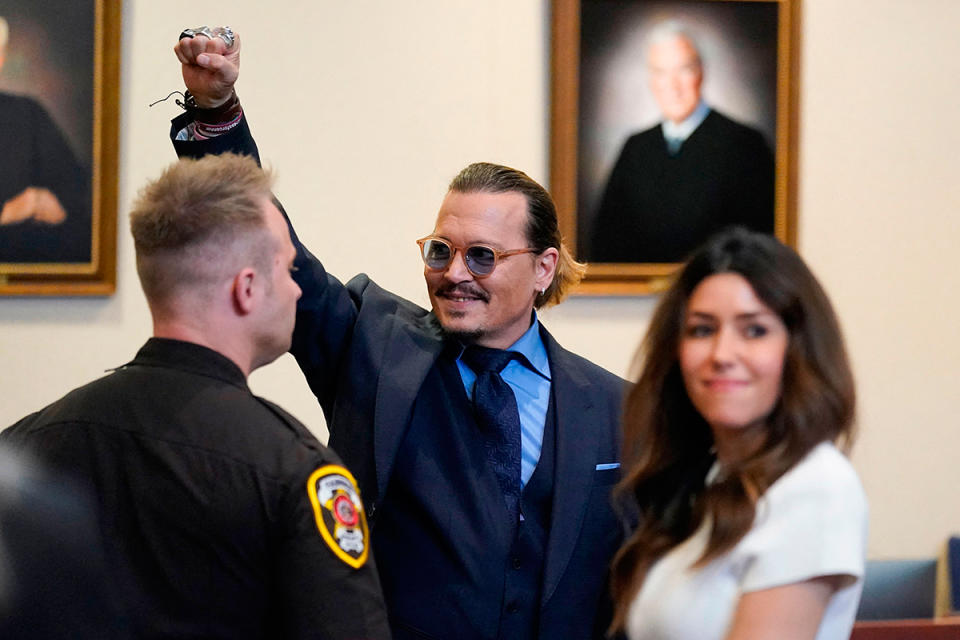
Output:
[0, 12, 92, 265]
[580, 7, 777, 264]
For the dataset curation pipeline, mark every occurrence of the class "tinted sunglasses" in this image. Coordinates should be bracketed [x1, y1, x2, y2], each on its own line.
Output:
[416, 236, 538, 278]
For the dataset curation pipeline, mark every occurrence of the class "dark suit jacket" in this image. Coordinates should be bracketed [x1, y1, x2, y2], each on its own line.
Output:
[172, 114, 626, 639]
[589, 109, 774, 264]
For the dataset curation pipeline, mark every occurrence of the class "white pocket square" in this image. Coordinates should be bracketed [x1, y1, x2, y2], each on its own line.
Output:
[595, 462, 620, 471]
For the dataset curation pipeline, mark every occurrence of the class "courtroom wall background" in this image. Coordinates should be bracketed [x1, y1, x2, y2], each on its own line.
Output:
[1, 0, 957, 560]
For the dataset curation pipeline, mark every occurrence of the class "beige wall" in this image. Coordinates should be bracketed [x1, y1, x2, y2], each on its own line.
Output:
[1, 0, 958, 559]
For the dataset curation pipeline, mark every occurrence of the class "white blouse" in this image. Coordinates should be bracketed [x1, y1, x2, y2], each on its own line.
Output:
[627, 442, 868, 640]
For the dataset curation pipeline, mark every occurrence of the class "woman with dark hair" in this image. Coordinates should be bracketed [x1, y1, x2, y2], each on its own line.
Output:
[611, 228, 867, 639]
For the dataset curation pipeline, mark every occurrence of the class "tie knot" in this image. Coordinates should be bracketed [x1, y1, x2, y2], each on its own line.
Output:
[461, 345, 518, 374]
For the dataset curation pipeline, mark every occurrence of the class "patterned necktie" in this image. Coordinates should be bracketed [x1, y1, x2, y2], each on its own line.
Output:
[461, 345, 523, 524]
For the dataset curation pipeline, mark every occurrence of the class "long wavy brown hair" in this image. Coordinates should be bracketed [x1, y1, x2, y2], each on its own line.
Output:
[609, 228, 856, 632]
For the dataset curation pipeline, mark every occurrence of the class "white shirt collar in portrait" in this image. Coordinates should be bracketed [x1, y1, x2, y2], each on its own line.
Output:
[662, 100, 711, 145]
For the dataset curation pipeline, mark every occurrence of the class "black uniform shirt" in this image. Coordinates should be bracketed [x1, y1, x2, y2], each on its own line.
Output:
[1, 338, 389, 639]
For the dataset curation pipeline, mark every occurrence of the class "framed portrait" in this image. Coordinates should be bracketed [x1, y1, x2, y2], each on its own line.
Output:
[551, 0, 799, 294]
[0, 0, 120, 295]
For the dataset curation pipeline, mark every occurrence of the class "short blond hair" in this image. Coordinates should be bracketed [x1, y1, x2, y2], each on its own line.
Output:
[129, 153, 274, 307]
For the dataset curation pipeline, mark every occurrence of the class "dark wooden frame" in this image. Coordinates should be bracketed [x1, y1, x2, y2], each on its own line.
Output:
[550, 0, 800, 295]
[0, 0, 120, 296]
[851, 619, 960, 640]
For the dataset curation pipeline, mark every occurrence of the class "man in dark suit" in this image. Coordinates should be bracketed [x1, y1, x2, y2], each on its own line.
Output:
[590, 21, 774, 264]
[172, 29, 625, 640]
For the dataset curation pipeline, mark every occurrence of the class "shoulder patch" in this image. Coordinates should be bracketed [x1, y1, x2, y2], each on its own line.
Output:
[306, 465, 370, 568]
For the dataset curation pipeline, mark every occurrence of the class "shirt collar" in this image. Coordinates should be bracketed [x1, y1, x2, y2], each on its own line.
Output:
[662, 100, 710, 142]
[506, 313, 551, 380]
[448, 313, 551, 381]
[122, 337, 249, 389]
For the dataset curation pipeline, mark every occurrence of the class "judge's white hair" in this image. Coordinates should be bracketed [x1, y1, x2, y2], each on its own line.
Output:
[646, 20, 702, 67]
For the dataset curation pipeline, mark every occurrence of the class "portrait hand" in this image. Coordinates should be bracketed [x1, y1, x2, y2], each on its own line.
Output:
[0, 187, 67, 226]
[174, 27, 241, 108]
[32, 188, 69, 224]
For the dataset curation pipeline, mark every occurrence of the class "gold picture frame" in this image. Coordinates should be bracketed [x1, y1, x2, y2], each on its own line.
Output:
[551, 0, 799, 295]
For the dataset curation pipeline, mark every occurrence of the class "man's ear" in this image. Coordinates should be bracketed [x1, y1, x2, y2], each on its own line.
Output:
[535, 247, 559, 291]
[231, 267, 258, 315]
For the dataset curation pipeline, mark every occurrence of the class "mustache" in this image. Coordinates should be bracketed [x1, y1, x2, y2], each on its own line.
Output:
[435, 284, 489, 302]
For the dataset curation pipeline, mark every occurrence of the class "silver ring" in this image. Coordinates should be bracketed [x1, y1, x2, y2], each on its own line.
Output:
[212, 26, 234, 49]
[179, 26, 211, 40]
[179, 25, 233, 48]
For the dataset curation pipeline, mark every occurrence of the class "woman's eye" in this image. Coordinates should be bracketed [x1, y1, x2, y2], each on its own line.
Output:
[744, 324, 769, 338]
[685, 324, 714, 338]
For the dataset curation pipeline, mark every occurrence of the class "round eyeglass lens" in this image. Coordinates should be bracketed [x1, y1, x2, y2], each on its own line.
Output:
[424, 240, 452, 269]
[464, 246, 497, 274]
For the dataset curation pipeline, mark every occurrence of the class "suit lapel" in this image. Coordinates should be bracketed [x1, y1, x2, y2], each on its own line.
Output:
[373, 314, 445, 498]
[540, 330, 600, 606]
[370, 316, 604, 600]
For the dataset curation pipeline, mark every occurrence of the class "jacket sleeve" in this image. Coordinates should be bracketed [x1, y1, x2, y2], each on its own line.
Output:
[168, 112, 359, 422]
[274, 452, 391, 640]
